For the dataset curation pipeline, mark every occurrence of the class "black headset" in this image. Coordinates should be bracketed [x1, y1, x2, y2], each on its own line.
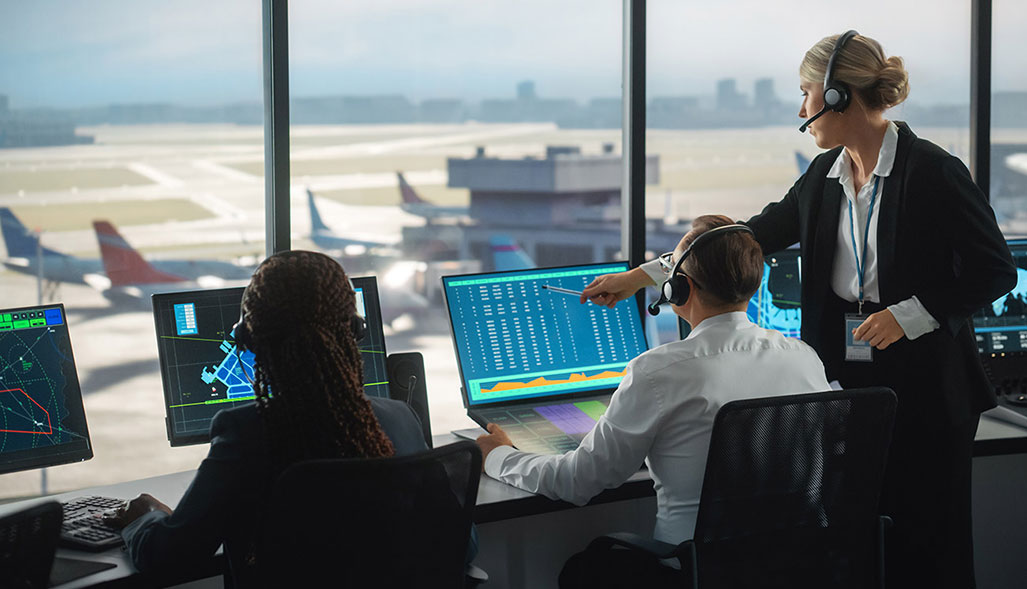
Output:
[648, 224, 755, 316]
[233, 276, 368, 353]
[799, 29, 859, 133]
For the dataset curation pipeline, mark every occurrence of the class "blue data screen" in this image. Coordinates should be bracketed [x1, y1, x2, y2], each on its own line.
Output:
[747, 251, 801, 338]
[444, 264, 649, 406]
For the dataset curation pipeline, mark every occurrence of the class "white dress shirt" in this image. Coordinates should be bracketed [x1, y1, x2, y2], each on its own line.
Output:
[828, 120, 939, 339]
[484, 312, 830, 545]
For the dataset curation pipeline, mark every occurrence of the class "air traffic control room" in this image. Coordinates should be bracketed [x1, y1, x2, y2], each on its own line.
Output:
[2, 1, 1027, 588]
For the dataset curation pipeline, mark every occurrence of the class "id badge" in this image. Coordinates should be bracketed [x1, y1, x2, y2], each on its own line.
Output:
[844, 313, 873, 362]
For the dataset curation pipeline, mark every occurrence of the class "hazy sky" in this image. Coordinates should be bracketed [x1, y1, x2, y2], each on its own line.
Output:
[1, 0, 1024, 109]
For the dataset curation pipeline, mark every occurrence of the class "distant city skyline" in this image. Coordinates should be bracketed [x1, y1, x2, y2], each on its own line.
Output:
[1, 0, 1025, 109]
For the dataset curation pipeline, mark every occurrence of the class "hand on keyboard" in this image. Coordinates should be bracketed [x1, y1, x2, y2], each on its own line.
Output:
[103, 493, 173, 529]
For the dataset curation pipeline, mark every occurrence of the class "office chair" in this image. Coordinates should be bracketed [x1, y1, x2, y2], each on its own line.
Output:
[0, 501, 63, 589]
[582, 388, 897, 589]
[257, 440, 484, 588]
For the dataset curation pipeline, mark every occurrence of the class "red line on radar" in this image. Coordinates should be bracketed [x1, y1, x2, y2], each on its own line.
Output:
[0, 388, 53, 435]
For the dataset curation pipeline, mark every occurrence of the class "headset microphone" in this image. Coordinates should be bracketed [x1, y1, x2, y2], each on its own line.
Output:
[647, 297, 664, 316]
[799, 105, 829, 133]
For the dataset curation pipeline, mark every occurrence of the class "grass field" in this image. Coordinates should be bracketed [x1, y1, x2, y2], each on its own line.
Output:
[0, 168, 153, 193]
[8, 198, 214, 231]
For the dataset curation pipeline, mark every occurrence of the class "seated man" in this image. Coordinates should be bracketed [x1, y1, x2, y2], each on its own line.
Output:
[476, 215, 831, 586]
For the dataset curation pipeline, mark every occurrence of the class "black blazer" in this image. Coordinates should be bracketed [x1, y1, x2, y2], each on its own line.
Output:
[121, 397, 430, 587]
[746, 122, 1016, 424]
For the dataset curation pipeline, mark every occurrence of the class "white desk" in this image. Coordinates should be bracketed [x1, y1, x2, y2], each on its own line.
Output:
[2, 415, 1024, 589]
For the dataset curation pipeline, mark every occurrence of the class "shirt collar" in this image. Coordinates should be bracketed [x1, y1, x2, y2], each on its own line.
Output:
[684, 311, 753, 340]
[826, 120, 899, 181]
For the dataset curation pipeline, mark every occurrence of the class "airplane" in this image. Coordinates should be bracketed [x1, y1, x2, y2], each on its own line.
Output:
[795, 151, 811, 175]
[490, 234, 535, 271]
[0, 207, 105, 287]
[92, 220, 253, 303]
[396, 172, 468, 221]
[306, 188, 394, 254]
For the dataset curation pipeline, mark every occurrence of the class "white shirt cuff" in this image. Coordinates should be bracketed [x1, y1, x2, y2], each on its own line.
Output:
[483, 444, 519, 479]
[639, 259, 664, 287]
[887, 296, 941, 341]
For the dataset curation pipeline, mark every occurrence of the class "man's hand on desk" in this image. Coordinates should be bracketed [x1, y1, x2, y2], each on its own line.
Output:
[103, 493, 173, 530]
[475, 423, 514, 469]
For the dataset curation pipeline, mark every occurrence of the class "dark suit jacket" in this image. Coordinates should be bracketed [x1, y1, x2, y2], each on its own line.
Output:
[746, 122, 1016, 425]
[121, 396, 431, 587]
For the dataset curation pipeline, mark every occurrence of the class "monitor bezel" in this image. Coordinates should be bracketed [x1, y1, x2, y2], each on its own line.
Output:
[151, 286, 247, 447]
[440, 260, 648, 409]
[0, 303, 94, 475]
[151, 277, 388, 447]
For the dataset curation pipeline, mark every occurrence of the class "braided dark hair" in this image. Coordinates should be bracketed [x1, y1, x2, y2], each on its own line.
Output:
[242, 250, 394, 468]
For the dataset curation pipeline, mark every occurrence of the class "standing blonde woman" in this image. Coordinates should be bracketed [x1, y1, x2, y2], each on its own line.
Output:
[582, 32, 1015, 587]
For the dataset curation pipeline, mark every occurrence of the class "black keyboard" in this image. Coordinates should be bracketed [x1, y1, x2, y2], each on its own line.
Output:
[60, 496, 125, 552]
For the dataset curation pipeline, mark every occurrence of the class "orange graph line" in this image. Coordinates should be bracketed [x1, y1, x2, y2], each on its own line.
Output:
[482, 369, 626, 394]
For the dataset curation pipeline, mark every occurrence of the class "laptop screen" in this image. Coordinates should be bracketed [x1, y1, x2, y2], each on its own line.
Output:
[152, 277, 389, 446]
[0, 304, 93, 474]
[442, 262, 649, 407]
[973, 239, 1027, 354]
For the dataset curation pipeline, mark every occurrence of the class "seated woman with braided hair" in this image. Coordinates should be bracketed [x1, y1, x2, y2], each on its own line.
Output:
[105, 250, 447, 586]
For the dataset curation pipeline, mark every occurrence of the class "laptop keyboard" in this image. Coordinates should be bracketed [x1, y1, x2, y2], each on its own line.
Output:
[476, 402, 603, 455]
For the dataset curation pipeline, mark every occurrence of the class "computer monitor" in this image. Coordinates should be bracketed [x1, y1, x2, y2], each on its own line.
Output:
[152, 277, 390, 446]
[973, 239, 1027, 355]
[442, 262, 650, 408]
[678, 247, 802, 339]
[0, 304, 93, 475]
[748, 248, 802, 337]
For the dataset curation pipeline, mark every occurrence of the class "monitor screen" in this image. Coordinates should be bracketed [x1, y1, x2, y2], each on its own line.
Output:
[974, 239, 1027, 355]
[442, 262, 650, 407]
[677, 247, 802, 340]
[0, 304, 92, 475]
[152, 277, 390, 446]
[747, 248, 802, 338]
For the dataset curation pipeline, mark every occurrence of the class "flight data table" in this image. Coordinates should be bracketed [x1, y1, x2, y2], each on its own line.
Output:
[444, 264, 649, 406]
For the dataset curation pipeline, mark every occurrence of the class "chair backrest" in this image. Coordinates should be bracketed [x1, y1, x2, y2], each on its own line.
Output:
[0, 501, 62, 589]
[692, 388, 896, 588]
[257, 440, 481, 588]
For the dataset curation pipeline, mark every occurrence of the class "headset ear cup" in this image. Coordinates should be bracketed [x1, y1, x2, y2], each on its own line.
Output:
[351, 314, 368, 342]
[233, 312, 251, 352]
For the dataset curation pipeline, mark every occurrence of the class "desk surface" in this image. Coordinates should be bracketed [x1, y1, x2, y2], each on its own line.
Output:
[3, 413, 1024, 588]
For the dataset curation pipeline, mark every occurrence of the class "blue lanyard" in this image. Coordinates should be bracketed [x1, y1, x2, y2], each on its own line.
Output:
[847, 175, 881, 312]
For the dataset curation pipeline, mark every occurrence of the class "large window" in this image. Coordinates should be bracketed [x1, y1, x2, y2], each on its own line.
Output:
[992, 0, 1027, 235]
[0, 0, 264, 499]
[287, 0, 624, 434]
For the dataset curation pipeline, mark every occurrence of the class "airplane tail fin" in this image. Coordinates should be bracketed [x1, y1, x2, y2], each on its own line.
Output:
[490, 234, 535, 271]
[795, 151, 811, 175]
[307, 188, 331, 233]
[93, 220, 185, 286]
[397, 172, 431, 205]
[0, 207, 41, 258]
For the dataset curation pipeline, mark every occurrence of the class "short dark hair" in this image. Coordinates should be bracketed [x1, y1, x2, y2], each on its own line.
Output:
[681, 215, 764, 307]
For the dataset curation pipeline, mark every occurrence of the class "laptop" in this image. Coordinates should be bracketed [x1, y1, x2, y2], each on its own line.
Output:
[151, 277, 390, 446]
[442, 262, 650, 455]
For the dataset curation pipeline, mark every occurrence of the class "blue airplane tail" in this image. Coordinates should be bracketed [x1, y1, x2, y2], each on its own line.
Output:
[306, 189, 331, 233]
[0, 207, 62, 258]
[490, 234, 535, 271]
[795, 151, 811, 175]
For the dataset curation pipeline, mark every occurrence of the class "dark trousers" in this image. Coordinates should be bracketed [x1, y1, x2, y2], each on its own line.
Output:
[559, 548, 683, 589]
[826, 295, 979, 588]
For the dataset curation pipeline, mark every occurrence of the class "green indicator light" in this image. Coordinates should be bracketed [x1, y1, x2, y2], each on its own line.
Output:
[29, 318, 46, 327]
[1, 314, 10, 322]
[13, 320, 30, 329]
[0, 323, 11, 331]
